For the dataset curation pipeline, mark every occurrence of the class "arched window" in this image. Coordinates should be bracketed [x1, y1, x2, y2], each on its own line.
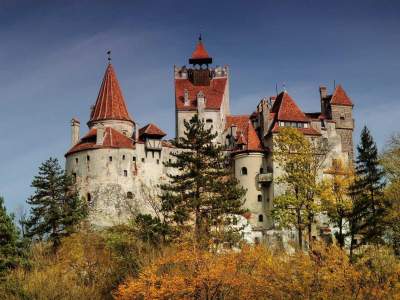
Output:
[241, 167, 248, 175]
[127, 192, 133, 199]
[87, 193, 92, 202]
[257, 195, 262, 202]
[258, 214, 263, 222]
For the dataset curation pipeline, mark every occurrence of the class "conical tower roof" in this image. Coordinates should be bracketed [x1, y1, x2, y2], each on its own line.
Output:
[89, 63, 134, 125]
[189, 35, 212, 65]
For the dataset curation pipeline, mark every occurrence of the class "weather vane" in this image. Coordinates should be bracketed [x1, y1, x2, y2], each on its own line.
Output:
[107, 50, 112, 62]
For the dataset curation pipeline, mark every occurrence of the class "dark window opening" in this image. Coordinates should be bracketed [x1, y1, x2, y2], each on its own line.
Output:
[124, 170, 128, 177]
[156, 159, 160, 164]
[122, 155, 126, 160]
[133, 156, 136, 161]
[260, 168, 264, 174]
[75, 158, 78, 164]
[87, 193, 92, 202]
[258, 195, 262, 202]
[87, 155, 90, 162]
[206, 119, 213, 123]
[241, 167, 247, 175]
[152, 151, 154, 158]
[141, 158, 145, 163]
[258, 214, 264, 222]
[127, 192, 133, 199]
[109, 156, 112, 162]
[340, 115, 345, 120]
[72, 173, 77, 182]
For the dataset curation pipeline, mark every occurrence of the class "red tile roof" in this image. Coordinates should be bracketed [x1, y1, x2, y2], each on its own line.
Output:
[271, 123, 321, 136]
[191, 39, 211, 60]
[175, 78, 227, 110]
[139, 123, 166, 138]
[271, 91, 309, 122]
[89, 64, 134, 124]
[330, 85, 353, 106]
[65, 127, 135, 156]
[225, 115, 264, 152]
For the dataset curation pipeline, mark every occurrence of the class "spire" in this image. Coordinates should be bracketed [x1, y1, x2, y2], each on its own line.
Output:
[189, 35, 212, 65]
[330, 85, 353, 106]
[88, 63, 134, 125]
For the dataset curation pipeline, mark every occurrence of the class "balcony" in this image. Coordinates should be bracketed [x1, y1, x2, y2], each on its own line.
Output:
[257, 172, 273, 184]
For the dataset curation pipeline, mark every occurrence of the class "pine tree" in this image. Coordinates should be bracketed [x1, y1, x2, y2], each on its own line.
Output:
[0, 197, 24, 275]
[349, 126, 386, 258]
[159, 114, 246, 246]
[24, 158, 88, 249]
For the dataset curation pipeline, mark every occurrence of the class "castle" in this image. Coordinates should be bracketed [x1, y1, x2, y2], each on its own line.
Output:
[65, 37, 354, 241]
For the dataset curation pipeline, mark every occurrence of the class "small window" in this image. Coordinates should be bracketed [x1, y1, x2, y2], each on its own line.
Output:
[260, 168, 264, 174]
[206, 119, 213, 123]
[141, 158, 145, 163]
[122, 155, 126, 160]
[258, 214, 264, 222]
[75, 157, 78, 164]
[87, 193, 92, 202]
[152, 152, 154, 158]
[109, 156, 112, 162]
[127, 192, 133, 199]
[156, 159, 160, 165]
[132, 156, 136, 162]
[72, 173, 77, 182]
[122, 130, 128, 136]
[169, 159, 172, 163]
[258, 195, 262, 202]
[124, 170, 128, 177]
[87, 155, 90, 162]
[241, 167, 248, 175]
[340, 115, 345, 120]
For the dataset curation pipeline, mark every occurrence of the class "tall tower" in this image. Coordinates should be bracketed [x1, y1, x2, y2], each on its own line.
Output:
[174, 36, 230, 142]
[319, 85, 354, 161]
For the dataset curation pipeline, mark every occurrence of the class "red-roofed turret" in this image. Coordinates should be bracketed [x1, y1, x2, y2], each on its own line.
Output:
[189, 35, 213, 65]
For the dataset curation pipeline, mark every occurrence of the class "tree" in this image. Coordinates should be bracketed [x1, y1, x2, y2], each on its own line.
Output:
[272, 127, 328, 249]
[349, 126, 386, 258]
[380, 133, 400, 255]
[0, 197, 25, 276]
[320, 159, 354, 248]
[156, 114, 246, 246]
[24, 158, 88, 249]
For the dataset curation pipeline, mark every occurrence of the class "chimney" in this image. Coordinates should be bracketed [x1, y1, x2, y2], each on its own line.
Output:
[71, 118, 80, 146]
[135, 123, 139, 141]
[197, 91, 205, 114]
[319, 85, 328, 99]
[96, 125, 105, 145]
[184, 89, 190, 106]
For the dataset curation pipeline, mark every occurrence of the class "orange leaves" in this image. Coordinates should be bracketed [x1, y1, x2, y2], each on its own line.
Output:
[115, 242, 400, 300]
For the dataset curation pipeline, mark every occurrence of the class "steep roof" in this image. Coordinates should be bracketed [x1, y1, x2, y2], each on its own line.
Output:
[330, 85, 353, 106]
[139, 123, 166, 138]
[175, 78, 227, 111]
[89, 64, 134, 124]
[225, 115, 264, 152]
[271, 91, 309, 122]
[191, 39, 211, 60]
[66, 127, 135, 156]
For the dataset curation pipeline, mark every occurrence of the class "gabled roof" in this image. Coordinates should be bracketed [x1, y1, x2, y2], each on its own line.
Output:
[330, 85, 353, 106]
[175, 78, 227, 111]
[271, 91, 309, 122]
[225, 115, 264, 152]
[66, 127, 135, 156]
[89, 64, 134, 124]
[139, 123, 166, 138]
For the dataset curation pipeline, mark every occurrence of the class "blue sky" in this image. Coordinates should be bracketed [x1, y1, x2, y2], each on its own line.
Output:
[1, 0, 399, 212]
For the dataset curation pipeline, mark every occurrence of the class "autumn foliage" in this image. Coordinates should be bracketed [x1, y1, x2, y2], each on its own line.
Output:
[115, 242, 400, 300]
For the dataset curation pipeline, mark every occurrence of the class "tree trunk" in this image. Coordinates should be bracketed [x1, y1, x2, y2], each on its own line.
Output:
[297, 209, 303, 249]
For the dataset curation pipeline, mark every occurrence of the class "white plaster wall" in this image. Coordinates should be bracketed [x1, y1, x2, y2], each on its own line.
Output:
[233, 152, 269, 231]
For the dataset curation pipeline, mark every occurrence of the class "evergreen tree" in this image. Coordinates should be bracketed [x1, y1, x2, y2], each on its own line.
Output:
[349, 126, 386, 258]
[24, 158, 88, 249]
[0, 197, 25, 275]
[158, 114, 246, 246]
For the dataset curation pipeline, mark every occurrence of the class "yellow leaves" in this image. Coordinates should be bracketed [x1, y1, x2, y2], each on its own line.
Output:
[115, 242, 400, 300]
